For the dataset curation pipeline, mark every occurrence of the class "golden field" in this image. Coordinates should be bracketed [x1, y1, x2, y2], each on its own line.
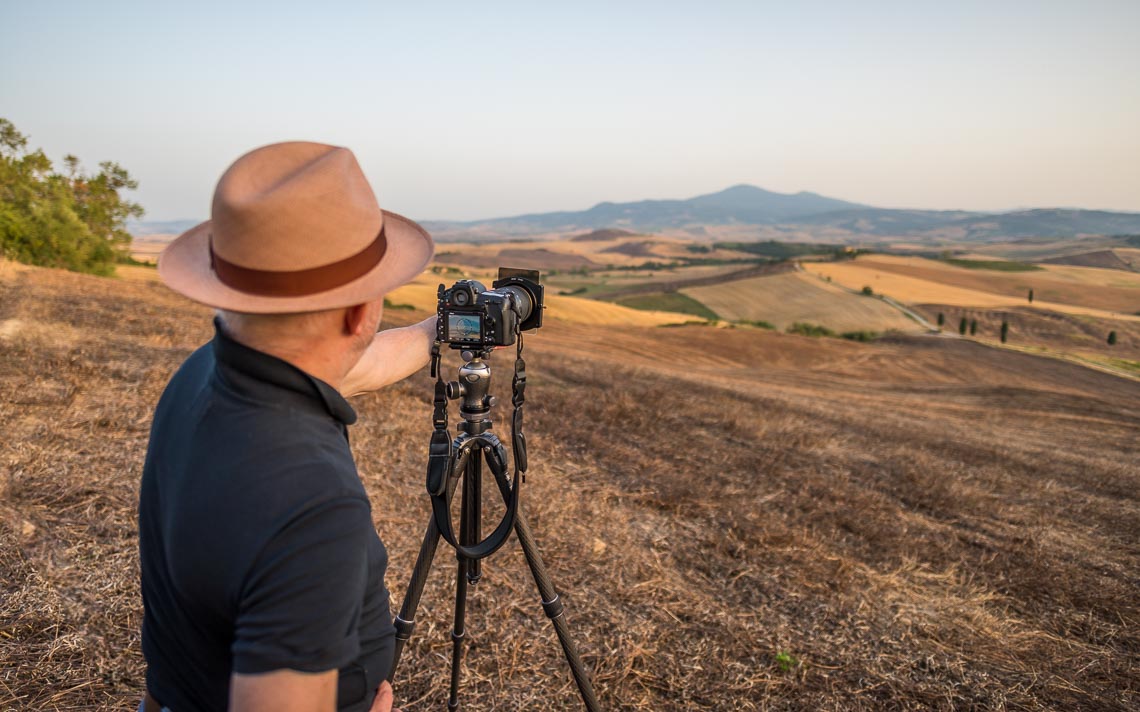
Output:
[682, 271, 919, 333]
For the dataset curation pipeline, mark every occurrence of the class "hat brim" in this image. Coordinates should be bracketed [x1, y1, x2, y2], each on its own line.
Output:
[157, 210, 434, 314]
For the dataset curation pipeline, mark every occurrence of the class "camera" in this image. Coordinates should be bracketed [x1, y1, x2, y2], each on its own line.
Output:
[437, 267, 545, 350]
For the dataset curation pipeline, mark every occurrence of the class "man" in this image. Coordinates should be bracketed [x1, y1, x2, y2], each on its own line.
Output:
[140, 142, 436, 711]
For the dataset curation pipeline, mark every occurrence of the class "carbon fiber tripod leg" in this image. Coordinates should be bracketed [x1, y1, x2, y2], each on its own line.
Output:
[447, 455, 480, 710]
[389, 472, 462, 683]
[514, 515, 602, 712]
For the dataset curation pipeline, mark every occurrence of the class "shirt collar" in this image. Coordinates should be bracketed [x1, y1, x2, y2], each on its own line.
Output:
[211, 317, 357, 426]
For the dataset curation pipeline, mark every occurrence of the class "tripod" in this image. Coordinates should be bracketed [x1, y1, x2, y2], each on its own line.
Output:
[387, 342, 601, 711]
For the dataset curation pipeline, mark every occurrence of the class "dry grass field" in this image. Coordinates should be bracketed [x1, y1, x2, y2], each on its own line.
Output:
[1116, 248, 1140, 270]
[806, 256, 1140, 316]
[682, 272, 919, 333]
[2, 260, 1139, 710]
[127, 234, 176, 265]
[804, 258, 1140, 322]
[434, 235, 756, 271]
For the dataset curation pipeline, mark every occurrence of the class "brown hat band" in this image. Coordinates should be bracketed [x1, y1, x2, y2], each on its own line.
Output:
[209, 227, 388, 298]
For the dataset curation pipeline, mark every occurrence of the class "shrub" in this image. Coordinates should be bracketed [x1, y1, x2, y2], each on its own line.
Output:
[861, 285, 874, 296]
[787, 322, 835, 338]
[736, 320, 775, 330]
[1108, 331, 1117, 346]
[840, 330, 878, 342]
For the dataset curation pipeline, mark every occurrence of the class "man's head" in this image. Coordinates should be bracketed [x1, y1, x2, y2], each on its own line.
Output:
[158, 141, 433, 316]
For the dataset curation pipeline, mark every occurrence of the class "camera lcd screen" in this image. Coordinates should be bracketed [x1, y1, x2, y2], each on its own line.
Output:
[447, 313, 483, 342]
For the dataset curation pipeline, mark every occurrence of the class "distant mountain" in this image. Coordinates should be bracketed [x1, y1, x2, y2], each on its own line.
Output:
[127, 219, 200, 236]
[422, 185, 1140, 244]
[423, 185, 868, 237]
[134, 187, 1140, 245]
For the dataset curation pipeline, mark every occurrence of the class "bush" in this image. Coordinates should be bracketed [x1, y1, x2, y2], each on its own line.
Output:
[861, 285, 874, 296]
[787, 322, 835, 338]
[736, 319, 775, 330]
[1107, 331, 1117, 346]
[840, 330, 878, 342]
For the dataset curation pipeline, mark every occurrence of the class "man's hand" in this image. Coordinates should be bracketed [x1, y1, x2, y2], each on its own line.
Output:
[369, 681, 399, 712]
[341, 316, 437, 397]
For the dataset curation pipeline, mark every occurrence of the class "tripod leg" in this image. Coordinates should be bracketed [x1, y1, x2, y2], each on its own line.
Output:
[514, 515, 602, 712]
[447, 454, 479, 710]
[389, 471, 463, 683]
[466, 453, 482, 586]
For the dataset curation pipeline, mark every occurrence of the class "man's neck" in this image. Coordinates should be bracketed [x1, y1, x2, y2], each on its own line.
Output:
[221, 325, 350, 391]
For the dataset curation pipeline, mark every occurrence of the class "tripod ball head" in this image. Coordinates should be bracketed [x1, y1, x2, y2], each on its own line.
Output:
[451, 358, 494, 424]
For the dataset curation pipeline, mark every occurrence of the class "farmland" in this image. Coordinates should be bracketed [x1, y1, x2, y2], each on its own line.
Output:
[804, 255, 1140, 316]
[682, 271, 919, 333]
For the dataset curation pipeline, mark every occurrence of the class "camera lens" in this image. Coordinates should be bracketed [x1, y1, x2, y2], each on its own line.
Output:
[500, 285, 534, 321]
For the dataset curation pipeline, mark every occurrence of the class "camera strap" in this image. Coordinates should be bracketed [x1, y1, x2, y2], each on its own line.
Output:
[425, 340, 452, 497]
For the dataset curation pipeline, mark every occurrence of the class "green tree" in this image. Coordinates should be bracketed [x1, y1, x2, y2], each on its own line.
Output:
[1107, 331, 1117, 346]
[1028, 288, 1034, 303]
[959, 316, 967, 335]
[0, 118, 142, 275]
[969, 318, 977, 335]
[937, 312, 944, 326]
[861, 285, 873, 296]
[1000, 320, 1009, 343]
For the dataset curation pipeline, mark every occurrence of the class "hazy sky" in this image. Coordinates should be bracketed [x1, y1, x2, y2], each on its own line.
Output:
[3, 0, 1138, 222]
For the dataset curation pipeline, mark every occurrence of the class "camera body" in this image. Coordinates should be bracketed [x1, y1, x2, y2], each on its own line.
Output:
[437, 268, 544, 350]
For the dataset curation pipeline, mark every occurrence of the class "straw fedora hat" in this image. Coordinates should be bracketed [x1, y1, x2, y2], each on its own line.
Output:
[159, 141, 434, 313]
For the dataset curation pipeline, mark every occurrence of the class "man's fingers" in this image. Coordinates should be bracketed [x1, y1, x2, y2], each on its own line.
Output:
[369, 681, 395, 712]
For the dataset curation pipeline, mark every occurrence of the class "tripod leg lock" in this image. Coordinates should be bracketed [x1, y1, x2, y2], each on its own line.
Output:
[394, 615, 416, 642]
[541, 594, 564, 620]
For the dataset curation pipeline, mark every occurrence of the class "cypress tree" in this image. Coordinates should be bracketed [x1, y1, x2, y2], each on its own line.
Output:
[1028, 289, 1034, 303]
[969, 318, 977, 335]
[959, 316, 967, 335]
[1107, 331, 1117, 346]
[1000, 320, 1009, 343]
[937, 312, 944, 326]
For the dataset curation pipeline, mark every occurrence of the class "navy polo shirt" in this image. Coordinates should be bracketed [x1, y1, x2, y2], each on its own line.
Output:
[139, 319, 394, 711]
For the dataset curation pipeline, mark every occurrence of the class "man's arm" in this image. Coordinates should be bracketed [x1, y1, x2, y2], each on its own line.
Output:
[230, 670, 337, 712]
[341, 316, 436, 397]
[230, 673, 396, 712]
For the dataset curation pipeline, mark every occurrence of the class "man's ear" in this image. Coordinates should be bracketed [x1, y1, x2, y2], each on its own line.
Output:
[344, 303, 371, 336]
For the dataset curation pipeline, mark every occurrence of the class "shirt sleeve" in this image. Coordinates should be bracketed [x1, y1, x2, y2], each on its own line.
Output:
[231, 496, 372, 674]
